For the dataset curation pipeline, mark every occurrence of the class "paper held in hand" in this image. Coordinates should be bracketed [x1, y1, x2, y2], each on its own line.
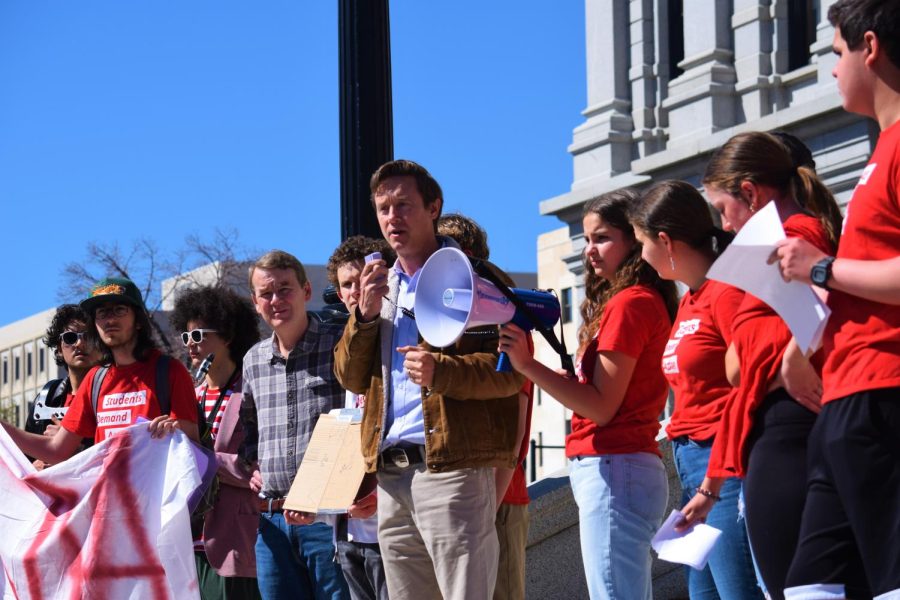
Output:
[651, 510, 723, 571]
[283, 409, 367, 514]
[707, 202, 830, 353]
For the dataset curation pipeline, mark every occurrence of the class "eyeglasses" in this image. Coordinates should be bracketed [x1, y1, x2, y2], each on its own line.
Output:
[181, 329, 218, 346]
[95, 305, 131, 320]
[60, 331, 86, 346]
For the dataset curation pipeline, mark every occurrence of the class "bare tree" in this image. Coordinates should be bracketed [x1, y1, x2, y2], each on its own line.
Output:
[59, 229, 256, 354]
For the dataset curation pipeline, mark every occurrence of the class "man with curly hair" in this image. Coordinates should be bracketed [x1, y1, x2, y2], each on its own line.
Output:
[170, 285, 262, 600]
[23, 304, 103, 467]
[325, 236, 393, 600]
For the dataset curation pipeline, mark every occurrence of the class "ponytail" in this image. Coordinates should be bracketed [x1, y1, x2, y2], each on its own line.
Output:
[792, 166, 842, 248]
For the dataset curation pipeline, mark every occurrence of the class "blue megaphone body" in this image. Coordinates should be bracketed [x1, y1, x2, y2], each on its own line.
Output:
[415, 248, 561, 372]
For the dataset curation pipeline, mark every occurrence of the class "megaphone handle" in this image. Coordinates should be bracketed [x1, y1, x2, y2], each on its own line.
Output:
[496, 352, 513, 373]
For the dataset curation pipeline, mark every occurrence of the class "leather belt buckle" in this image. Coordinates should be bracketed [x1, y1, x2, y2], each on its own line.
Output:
[258, 497, 286, 513]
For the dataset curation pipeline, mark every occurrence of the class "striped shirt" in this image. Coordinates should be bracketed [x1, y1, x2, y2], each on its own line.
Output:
[198, 386, 231, 441]
[239, 317, 346, 497]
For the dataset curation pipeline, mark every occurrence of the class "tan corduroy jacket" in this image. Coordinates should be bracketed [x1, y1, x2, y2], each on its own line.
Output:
[333, 252, 525, 473]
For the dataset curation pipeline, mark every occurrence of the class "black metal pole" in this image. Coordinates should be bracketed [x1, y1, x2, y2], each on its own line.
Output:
[338, 0, 393, 240]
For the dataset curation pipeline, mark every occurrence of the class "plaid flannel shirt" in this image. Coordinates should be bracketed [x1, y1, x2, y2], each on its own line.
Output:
[240, 317, 345, 497]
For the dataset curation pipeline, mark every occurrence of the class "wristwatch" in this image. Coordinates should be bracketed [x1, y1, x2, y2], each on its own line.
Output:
[810, 257, 836, 290]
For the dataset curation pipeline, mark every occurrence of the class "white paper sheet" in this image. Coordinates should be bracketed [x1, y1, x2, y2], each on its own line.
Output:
[707, 202, 830, 352]
[651, 509, 723, 571]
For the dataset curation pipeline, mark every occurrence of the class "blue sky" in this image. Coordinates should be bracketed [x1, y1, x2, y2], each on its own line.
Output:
[0, 2, 585, 324]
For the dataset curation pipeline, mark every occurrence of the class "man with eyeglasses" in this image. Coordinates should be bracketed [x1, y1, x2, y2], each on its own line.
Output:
[2, 277, 199, 463]
[23, 304, 103, 468]
[239, 250, 348, 600]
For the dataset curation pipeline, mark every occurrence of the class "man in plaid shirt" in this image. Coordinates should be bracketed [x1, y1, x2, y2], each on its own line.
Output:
[239, 249, 349, 600]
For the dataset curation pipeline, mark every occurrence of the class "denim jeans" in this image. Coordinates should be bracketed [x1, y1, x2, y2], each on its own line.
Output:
[672, 437, 764, 600]
[255, 512, 348, 600]
[569, 452, 668, 600]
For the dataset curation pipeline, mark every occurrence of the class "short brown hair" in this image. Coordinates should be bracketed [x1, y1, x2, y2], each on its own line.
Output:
[829, 0, 900, 68]
[325, 236, 394, 287]
[437, 213, 490, 260]
[369, 159, 443, 211]
[249, 250, 308, 293]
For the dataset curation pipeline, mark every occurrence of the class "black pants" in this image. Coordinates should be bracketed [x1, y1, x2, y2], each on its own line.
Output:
[743, 389, 817, 600]
[785, 388, 900, 597]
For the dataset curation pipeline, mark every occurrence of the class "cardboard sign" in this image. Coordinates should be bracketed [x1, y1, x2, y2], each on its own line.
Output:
[283, 412, 367, 514]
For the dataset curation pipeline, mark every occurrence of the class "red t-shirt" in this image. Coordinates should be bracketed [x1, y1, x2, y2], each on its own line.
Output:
[62, 350, 198, 443]
[823, 120, 900, 402]
[197, 385, 232, 441]
[664, 280, 745, 441]
[708, 214, 834, 478]
[566, 285, 672, 458]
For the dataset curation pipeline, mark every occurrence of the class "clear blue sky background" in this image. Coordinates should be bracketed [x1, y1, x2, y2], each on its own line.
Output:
[0, 2, 585, 324]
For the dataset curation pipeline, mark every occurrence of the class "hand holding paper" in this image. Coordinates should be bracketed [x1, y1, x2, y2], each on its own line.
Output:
[651, 510, 723, 570]
[707, 202, 830, 352]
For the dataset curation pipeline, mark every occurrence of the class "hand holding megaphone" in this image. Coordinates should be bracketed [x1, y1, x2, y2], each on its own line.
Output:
[398, 345, 436, 387]
[358, 253, 390, 322]
[497, 323, 533, 373]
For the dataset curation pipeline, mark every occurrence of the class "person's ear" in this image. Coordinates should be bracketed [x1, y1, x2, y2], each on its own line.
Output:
[658, 231, 675, 254]
[739, 181, 759, 211]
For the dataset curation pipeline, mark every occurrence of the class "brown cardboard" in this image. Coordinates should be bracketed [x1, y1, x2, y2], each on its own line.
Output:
[283, 414, 367, 514]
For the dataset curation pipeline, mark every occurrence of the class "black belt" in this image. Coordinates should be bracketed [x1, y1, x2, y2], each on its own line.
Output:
[379, 443, 425, 469]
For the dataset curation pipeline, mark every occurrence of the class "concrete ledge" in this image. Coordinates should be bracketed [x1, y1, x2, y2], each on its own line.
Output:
[525, 437, 688, 599]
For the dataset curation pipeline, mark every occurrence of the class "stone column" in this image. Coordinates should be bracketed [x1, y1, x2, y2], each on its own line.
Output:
[570, 0, 633, 190]
[733, 0, 775, 120]
[662, 0, 737, 142]
[629, 0, 664, 157]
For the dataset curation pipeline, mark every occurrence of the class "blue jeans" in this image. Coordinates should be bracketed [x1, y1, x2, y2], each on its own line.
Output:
[569, 453, 668, 600]
[255, 512, 348, 600]
[672, 437, 763, 600]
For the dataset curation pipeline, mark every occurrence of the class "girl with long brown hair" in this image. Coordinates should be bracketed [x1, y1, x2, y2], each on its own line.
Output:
[633, 181, 761, 599]
[500, 189, 677, 600]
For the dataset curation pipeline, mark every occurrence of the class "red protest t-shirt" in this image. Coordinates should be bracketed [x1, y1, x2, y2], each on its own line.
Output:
[708, 214, 834, 478]
[664, 280, 744, 441]
[62, 350, 198, 443]
[566, 285, 672, 458]
[824, 120, 900, 402]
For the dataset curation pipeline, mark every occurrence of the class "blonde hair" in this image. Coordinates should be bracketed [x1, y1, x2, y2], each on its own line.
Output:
[248, 249, 308, 292]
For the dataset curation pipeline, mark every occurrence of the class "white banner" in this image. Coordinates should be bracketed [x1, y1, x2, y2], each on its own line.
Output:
[0, 423, 203, 599]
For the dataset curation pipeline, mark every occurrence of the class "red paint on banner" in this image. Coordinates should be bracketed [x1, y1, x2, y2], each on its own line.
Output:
[18, 432, 172, 599]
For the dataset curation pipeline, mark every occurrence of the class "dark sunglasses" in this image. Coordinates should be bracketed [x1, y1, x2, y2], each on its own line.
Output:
[60, 331, 86, 346]
[181, 328, 218, 346]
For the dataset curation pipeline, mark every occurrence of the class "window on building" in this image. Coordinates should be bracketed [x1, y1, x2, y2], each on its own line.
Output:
[667, 0, 685, 79]
[787, 0, 816, 71]
[27, 351, 32, 377]
[14, 357, 20, 381]
[39, 348, 45, 373]
[536, 387, 542, 407]
[561, 287, 573, 324]
[2, 358, 7, 384]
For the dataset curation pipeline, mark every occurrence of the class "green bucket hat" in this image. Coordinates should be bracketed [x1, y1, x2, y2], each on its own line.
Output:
[80, 277, 146, 314]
